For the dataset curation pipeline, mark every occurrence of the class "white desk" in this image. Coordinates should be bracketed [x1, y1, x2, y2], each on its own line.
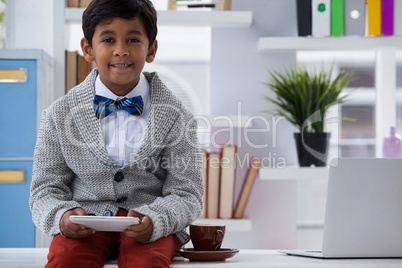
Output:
[1, 248, 402, 267]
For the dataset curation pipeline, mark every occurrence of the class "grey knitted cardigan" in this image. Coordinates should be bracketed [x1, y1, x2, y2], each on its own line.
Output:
[29, 69, 204, 244]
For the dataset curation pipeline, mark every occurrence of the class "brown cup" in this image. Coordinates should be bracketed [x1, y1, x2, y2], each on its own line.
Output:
[190, 224, 225, 251]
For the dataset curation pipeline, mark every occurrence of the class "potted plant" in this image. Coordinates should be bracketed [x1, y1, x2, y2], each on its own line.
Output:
[264, 64, 354, 167]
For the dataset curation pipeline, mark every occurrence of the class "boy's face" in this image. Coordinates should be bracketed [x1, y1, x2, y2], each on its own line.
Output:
[81, 17, 157, 96]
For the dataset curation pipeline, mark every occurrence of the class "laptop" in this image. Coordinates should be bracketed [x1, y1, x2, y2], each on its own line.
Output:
[280, 158, 402, 259]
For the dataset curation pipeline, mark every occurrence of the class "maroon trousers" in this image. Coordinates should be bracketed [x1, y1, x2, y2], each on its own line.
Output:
[46, 209, 178, 268]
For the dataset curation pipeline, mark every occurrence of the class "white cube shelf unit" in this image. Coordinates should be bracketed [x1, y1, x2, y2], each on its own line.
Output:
[257, 35, 402, 158]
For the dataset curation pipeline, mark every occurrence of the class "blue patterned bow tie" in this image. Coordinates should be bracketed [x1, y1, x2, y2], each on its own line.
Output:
[93, 95, 144, 119]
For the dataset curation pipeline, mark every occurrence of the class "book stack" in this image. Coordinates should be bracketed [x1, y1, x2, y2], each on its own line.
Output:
[67, 0, 92, 8]
[200, 145, 261, 219]
[65, 50, 97, 93]
[296, 0, 399, 37]
[168, 0, 231, 10]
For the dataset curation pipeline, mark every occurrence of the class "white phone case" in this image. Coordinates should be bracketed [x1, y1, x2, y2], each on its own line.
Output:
[312, 0, 331, 37]
[69, 216, 140, 232]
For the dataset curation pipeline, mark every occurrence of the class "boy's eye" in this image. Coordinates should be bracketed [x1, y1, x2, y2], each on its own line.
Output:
[128, 38, 140, 43]
[102, 38, 114, 43]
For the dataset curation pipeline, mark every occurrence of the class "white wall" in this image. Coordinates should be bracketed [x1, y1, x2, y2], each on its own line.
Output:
[6, 0, 55, 102]
[6, 0, 54, 57]
[210, 0, 301, 167]
[149, 61, 211, 114]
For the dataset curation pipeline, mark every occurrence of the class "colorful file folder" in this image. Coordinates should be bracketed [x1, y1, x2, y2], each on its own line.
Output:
[344, 0, 366, 36]
[312, 0, 331, 36]
[331, 0, 344, 36]
[395, 0, 402, 35]
[296, 0, 312, 36]
[382, 0, 394, 35]
[367, 0, 382, 36]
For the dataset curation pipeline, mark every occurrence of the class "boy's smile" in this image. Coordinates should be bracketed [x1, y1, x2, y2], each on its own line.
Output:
[81, 17, 157, 96]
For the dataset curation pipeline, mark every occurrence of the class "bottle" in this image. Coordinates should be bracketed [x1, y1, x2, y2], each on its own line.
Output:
[383, 127, 402, 158]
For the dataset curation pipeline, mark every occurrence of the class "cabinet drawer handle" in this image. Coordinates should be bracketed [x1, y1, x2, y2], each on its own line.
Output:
[0, 68, 27, 83]
[0, 169, 26, 183]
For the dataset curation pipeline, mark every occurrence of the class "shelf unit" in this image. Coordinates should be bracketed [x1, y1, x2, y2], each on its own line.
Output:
[53, 2, 252, 101]
[65, 8, 253, 27]
[258, 35, 402, 158]
[259, 166, 328, 234]
[258, 36, 402, 51]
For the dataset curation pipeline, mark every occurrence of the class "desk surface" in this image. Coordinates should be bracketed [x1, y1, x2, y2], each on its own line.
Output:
[0, 248, 402, 267]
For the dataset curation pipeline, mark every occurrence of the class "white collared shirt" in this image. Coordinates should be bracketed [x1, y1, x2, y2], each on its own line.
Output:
[95, 73, 150, 166]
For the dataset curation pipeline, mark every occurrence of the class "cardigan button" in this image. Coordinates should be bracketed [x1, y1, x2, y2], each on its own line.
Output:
[115, 172, 124, 182]
[103, 210, 113, 216]
[116, 196, 127, 203]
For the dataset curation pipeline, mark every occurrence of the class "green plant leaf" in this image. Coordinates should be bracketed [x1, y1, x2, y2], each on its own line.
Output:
[263, 64, 356, 132]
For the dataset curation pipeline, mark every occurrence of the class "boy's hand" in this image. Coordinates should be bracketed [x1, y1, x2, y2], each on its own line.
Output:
[124, 210, 153, 242]
[60, 208, 96, 239]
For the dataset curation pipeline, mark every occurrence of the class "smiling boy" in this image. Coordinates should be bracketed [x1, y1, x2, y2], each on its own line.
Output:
[29, 0, 204, 267]
[84, 16, 155, 96]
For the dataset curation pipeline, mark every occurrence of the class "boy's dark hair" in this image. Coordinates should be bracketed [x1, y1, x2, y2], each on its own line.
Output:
[82, 0, 157, 48]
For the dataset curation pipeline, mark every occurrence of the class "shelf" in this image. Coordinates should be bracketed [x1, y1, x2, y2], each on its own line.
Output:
[258, 36, 402, 51]
[193, 218, 252, 232]
[65, 8, 252, 27]
[297, 221, 324, 229]
[158, 10, 252, 27]
[337, 138, 375, 146]
[344, 89, 402, 105]
[259, 166, 329, 180]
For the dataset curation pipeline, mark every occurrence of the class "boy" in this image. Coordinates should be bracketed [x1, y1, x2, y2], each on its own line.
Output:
[29, 0, 204, 267]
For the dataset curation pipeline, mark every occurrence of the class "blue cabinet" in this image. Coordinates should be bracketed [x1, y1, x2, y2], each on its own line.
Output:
[0, 50, 49, 248]
[0, 60, 37, 157]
